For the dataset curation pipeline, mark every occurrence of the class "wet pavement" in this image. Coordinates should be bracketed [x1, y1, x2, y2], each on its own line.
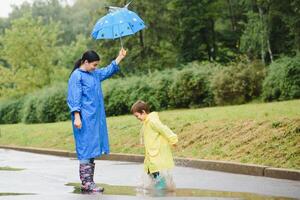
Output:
[0, 149, 299, 200]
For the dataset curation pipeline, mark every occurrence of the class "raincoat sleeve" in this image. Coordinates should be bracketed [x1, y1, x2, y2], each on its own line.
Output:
[149, 119, 178, 145]
[67, 72, 82, 113]
[95, 60, 120, 81]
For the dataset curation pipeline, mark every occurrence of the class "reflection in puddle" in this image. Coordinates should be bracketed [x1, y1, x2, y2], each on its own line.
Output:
[0, 166, 25, 171]
[66, 183, 295, 200]
[0, 193, 35, 196]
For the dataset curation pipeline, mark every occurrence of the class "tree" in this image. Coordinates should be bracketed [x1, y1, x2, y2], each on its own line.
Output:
[89, 0, 179, 74]
[240, 11, 267, 63]
[0, 14, 61, 98]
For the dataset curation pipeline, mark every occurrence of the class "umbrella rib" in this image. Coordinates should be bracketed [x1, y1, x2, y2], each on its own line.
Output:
[128, 22, 136, 34]
[120, 10, 137, 35]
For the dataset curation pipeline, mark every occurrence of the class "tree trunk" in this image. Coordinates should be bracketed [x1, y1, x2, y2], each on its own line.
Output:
[139, 30, 145, 59]
[211, 18, 217, 61]
[258, 6, 265, 64]
[227, 0, 236, 31]
[267, 39, 273, 63]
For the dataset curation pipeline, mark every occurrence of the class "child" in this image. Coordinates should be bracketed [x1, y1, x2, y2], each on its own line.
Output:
[67, 48, 126, 193]
[131, 100, 178, 190]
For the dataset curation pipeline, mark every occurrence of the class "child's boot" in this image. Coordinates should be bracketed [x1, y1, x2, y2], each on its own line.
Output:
[154, 175, 167, 190]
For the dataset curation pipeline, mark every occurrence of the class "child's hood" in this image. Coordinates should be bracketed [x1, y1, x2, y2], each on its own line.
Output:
[147, 112, 159, 122]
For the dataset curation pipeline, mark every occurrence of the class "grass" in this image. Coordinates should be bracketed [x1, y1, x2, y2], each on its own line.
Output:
[0, 100, 299, 169]
[65, 182, 293, 199]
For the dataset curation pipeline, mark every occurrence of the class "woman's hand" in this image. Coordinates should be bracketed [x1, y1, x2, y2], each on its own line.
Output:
[115, 48, 127, 64]
[74, 112, 82, 129]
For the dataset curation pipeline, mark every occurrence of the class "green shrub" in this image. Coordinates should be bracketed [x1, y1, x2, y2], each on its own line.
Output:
[103, 62, 218, 115]
[150, 71, 174, 109]
[22, 95, 40, 124]
[212, 61, 265, 105]
[169, 62, 217, 108]
[0, 62, 223, 123]
[127, 77, 163, 111]
[22, 83, 69, 124]
[36, 85, 69, 123]
[0, 98, 24, 124]
[262, 55, 300, 101]
[104, 79, 132, 116]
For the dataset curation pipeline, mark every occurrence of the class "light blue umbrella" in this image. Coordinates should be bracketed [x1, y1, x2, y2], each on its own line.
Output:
[91, 2, 146, 47]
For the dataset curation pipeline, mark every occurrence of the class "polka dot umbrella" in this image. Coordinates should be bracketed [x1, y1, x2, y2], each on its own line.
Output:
[91, 2, 146, 48]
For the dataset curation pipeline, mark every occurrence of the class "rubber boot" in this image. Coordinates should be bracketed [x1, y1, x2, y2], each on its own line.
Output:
[154, 175, 167, 190]
[79, 163, 104, 193]
[90, 162, 104, 192]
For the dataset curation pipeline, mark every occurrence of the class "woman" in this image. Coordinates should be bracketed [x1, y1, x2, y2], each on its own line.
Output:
[67, 48, 127, 193]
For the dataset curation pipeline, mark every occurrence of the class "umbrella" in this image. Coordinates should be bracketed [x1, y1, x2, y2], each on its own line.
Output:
[91, 2, 146, 47]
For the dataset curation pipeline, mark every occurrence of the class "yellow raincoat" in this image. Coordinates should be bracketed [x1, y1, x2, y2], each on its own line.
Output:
[141, 112, 178, 173]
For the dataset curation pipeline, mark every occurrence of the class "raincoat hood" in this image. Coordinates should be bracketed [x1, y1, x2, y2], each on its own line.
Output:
[145, 112, 159, 123]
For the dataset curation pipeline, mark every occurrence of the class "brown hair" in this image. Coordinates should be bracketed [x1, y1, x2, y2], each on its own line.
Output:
[131, 100, 150, 114]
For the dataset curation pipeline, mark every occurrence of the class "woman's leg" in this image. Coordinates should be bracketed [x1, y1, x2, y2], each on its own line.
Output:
[79, 158, 104, 192]
[89, 158, 95, 184]
[79, 159, 93, 191]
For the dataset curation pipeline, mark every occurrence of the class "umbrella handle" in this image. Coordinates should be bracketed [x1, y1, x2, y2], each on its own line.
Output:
[119, 37, 123, 49]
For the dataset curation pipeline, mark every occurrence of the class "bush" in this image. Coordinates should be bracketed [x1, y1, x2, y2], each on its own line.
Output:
[103, 62, 218, 116]
[0, 98, 24, 124]
[0, 61, 230, 123]
[22, 95, 40, 123]
[104, 78, 132, 116]
[212, 61, 265, 105]
[150, 71, 174, 109]
[22, 83, 69, 124]
[36, 85, 69, 123]
[128, 78, 161, 111]
[262, 55, 300, 101]
[104, 76, 162, 116]
[169, 62, 218, 108]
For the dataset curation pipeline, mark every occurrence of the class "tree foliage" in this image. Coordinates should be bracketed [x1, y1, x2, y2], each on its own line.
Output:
[0, 14, 60, 98]
[0, 0, 299, 118]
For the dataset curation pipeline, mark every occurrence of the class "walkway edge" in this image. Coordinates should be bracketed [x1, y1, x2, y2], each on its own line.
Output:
[0, 145, 299, 181]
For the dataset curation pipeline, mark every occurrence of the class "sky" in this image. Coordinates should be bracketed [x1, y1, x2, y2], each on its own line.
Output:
[0, 0, 74, 18]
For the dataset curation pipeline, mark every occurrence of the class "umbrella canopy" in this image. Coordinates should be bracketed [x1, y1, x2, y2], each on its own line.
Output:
[91, 5, 146, 41]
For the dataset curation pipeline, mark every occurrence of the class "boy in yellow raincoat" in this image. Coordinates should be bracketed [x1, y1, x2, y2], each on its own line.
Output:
[131, 100, 178, 190]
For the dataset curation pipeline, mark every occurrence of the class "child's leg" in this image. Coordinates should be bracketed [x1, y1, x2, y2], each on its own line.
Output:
[147, 169, 159, 178]
[151, 172, 160, 179]
[147, 170, 166, 189]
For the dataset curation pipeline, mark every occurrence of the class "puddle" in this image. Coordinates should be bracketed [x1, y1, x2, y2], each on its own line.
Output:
[66, 183, 295, 199]
[0, 193, 35, 196]
[0, 166, 25, 171]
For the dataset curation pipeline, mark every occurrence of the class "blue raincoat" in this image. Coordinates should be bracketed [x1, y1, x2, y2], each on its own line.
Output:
[67, 60, 119, 160]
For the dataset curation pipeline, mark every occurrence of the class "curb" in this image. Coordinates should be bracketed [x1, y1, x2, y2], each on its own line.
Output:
[0, 145, 299, 181]
[174, 157, 266, 176]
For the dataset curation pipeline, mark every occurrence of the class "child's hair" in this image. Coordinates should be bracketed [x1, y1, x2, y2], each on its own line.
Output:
[131, 100, 150, 114]
[70, 50, 100, 75]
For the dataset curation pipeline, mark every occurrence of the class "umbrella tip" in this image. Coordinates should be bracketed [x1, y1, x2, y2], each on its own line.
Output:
[124, 1, 132, 8]
[107, 6, 121, 13]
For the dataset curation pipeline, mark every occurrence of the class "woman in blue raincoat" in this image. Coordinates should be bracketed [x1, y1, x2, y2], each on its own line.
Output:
[67, 48, 127, 193]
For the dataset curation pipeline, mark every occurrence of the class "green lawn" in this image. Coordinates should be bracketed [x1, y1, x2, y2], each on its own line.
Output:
[0, 100, 299, 169]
